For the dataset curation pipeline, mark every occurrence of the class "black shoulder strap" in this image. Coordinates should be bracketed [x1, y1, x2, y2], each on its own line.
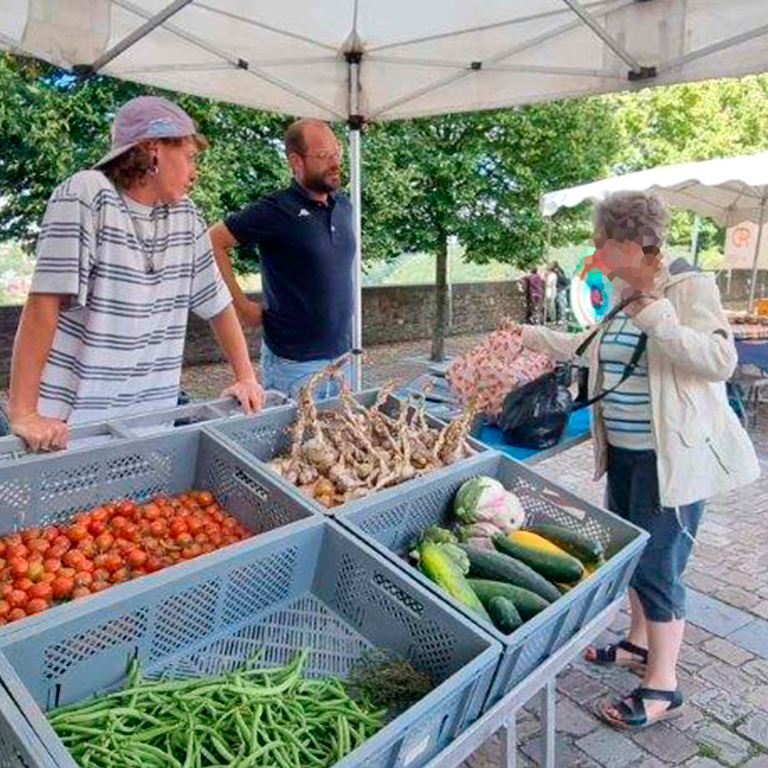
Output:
[573, 332, 647, 412]
[574, 292, 642, 357]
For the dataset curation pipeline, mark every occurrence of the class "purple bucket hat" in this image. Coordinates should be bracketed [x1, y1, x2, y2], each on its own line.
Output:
[94, 96, 198, 169]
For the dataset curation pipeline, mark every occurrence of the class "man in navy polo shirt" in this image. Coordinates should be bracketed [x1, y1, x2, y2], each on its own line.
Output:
[209, 119, 355, 398]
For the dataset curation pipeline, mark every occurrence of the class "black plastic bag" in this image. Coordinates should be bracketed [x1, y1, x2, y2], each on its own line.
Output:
[497, 367, 573, 450]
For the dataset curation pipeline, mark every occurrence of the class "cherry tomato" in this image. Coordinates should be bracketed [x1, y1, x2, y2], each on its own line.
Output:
[93, 568, 110, 583]
[42, 527, 60, 543]
[27, 562, 45, 582]
[29, 583, 53, 601]
[110, 515, 129, 532]
[144, 504, 161, 522]
[53, 535, 71, 551]
[126, 549, 147, 569]
[201, 543, 216, 555]
[8, 589, 28, 608]
[74, 572, 93, 589]
[145, 557, 163, 574]
[116, 500, 136, 516]
[14, 578, 33, 592]
[27, 538, 50, 555]
[122, 523, 139, 542]
[195, 491, 214, 507]
[49, 544, 70, 560]
[149, 520, 167, 537]
[9, 558, 29, 579]
[89, 520, 107, 537]
[90, 581, 110, 594]
[181, 544, 202, 560]
[21, 527, 41, 544]
[4, 534, 22, 548]
[104, 554, 122, 573]
[176, 533, 194, 548]
[7, 544, 29, 560]
[63, 550, 86, 570]
[26, 598, 49, 614]
[0, 600, 9, 618]
[8, 608, 26, 622]
[71, 587, 91, 600]
[67, 525, 89, 544]
[91, 507, 109, 523]
[95, 533, 115, 552]
[57, 567, 77, 580]
[110, 567, 129, 584]
[51, 576, 74, 600]
[40, 572, 57, 584]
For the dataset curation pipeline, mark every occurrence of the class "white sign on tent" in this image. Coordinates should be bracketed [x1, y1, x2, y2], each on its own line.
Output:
[725, 222, 768, 270]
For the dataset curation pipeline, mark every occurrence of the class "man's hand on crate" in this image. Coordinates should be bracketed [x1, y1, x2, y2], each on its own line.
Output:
[10, 412, 68, 452]
[220, 376, 265, 414]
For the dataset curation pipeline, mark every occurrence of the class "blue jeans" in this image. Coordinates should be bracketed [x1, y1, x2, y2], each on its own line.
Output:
[260, 341, 353, 400]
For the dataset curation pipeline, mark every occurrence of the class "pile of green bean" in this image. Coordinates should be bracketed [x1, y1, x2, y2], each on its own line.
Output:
[48, 650, 386, 768]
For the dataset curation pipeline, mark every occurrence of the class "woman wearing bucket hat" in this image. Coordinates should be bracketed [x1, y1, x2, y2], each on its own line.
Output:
[8, 96, 264, 451]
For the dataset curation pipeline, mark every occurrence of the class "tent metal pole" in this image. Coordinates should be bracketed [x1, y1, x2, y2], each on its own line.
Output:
[84, 0, 194, 75]
[691, 213, 701, 267]
[748, 197, 767, 313]
[347, 51, 364, 391]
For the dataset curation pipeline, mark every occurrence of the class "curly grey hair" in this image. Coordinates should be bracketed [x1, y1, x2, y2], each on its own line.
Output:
[593, 191, 666, 253]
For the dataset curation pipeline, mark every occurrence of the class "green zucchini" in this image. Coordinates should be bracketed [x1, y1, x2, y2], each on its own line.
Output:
[468, 578, 550, 620]
[419, 542, 491, 621]
[492, 533, 584, 584]
[524, 523, 604, 565]
[460, 544, 561, 603]
[487, 596, 523, 634]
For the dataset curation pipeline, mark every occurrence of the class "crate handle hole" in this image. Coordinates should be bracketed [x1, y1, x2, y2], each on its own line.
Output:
[233, 468, 269, 502]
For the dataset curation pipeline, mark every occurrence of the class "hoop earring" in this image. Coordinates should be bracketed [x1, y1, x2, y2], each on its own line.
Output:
[149, 158, 159, 176]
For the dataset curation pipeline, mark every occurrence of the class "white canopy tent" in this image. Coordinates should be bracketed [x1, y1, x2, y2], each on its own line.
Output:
[3, 0, 768, 384]
[541, 152, 768, 309]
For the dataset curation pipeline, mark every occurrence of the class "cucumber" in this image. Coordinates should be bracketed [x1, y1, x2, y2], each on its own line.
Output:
[460, 544, 561, 603]
[492, 533, 584, 584]
[468, 578, 551, 620]
[525, 523, 604, 565]
[419, 542, 491, 621]
[487, 596, 523, 634]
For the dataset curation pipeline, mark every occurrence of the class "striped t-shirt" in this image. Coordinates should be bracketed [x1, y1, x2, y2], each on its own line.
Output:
[30, 171, 231, 424]
[598, 312, 654, 450]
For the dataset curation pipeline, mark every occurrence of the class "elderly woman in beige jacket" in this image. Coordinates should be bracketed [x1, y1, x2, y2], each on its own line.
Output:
[518, 191, 759, 730]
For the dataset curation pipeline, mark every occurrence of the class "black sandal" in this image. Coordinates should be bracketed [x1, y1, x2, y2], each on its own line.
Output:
[586, 639, 648, 671]
[600, 687, 685, 730]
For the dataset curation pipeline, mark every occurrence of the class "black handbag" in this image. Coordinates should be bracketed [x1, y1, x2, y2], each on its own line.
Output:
[498, 296, 647, 450]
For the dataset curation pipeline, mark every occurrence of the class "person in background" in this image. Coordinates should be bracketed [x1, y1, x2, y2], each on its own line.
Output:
[552, 261, 570, 323]
[544, 264, 558, 323]
[208, 119, 355, 399]
[513, 191, 759, 730]
[525, 267, 545, 324]
[8, 96, 263, 453]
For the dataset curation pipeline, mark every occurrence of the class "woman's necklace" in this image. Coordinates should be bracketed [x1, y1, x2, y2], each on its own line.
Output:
[124, 201, 160, 274]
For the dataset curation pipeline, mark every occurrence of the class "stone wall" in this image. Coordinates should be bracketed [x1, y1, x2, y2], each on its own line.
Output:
[2, 269, 763, 386]
[0, 281, 528, 384]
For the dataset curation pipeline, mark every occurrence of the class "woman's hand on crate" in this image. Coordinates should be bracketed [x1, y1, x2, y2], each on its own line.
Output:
[10, 412, 68, 452]
[220, 376, 265, 414]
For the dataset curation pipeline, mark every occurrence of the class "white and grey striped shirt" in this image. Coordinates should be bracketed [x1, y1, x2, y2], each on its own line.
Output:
[30, 171, 231, 424]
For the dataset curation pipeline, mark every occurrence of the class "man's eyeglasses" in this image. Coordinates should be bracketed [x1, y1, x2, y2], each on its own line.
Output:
[301, 150, 342, 162]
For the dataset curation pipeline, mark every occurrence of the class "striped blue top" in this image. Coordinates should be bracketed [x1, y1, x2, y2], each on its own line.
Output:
[598, 312, 654, 450]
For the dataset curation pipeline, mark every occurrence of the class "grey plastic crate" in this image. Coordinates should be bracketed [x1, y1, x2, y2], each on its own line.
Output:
[0, 681, 52, 768]
[0, 519, 501, 768]
[336, 451, 649, 707]
[210, 388, 487, 517]
[0, 427, 318, 633]
[0, 393, 289, 466]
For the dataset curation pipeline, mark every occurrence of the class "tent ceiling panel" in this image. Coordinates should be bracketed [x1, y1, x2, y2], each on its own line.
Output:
[2, 0, 768, 122]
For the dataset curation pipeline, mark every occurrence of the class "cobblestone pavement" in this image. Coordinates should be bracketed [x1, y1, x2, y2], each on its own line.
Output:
[182, 334, 768, 768]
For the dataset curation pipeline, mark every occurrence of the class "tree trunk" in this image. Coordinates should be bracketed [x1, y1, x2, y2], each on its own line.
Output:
[431, 233, 449, 362]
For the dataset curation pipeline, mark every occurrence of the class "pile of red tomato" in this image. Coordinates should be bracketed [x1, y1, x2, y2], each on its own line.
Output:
[0, 490, 253, 625]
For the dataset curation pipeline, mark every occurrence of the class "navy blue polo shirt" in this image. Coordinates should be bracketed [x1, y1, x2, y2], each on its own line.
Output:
[225, 181, 355, 361]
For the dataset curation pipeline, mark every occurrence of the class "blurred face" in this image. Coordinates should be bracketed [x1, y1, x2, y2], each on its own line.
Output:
[290, 124, 342, 195]
[152, 137, 200, 203]
[582, 234, 662, 300]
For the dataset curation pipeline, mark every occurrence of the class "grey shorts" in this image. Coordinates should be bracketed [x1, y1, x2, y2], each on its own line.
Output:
[606, 446, 704, 623]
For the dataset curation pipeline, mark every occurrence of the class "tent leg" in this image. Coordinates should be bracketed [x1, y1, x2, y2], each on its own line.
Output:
[349, 124, 363, 391]
[748, 198, 766, 313]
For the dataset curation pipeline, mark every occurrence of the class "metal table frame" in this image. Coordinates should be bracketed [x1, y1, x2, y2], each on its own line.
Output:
[425, 599, 620, 768]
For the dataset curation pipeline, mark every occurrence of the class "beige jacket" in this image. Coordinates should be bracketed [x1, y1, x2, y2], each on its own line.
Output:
[522, 259, 760, 507]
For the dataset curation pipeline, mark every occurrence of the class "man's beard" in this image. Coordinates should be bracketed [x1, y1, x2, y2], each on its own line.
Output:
[304, 169, 341, 194]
